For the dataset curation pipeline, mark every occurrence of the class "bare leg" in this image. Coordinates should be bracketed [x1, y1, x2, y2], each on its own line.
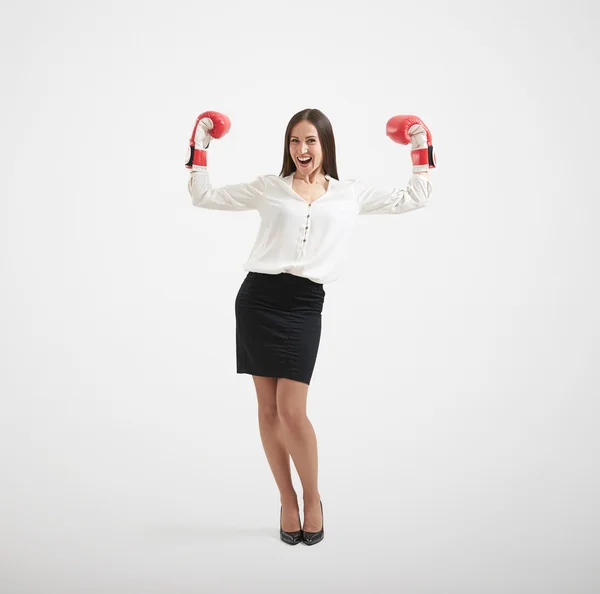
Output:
[252, 375, 300, 532]
[276, 378, 322, 533]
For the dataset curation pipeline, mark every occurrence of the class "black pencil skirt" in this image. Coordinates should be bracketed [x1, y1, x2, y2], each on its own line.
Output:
[235, 271, 326, 385]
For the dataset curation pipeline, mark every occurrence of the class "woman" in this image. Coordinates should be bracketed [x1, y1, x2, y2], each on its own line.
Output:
[185, 108, 435, 546]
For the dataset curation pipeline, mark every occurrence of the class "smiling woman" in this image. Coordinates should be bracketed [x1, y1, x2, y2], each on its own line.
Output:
[279, 108, 339, 182]
[185, 106, 435, 546]
[279, 109, 339, 206]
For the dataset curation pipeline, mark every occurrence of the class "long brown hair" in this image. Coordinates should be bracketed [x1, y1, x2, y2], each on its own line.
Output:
[279, 108, 339, 180]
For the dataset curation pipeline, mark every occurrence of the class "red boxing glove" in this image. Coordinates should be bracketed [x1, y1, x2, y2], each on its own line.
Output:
[185, 111, 231, 170]
[386, 115, 436, 172]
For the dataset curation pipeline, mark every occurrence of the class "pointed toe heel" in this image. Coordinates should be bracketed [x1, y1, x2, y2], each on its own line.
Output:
[302, 500, 324, 546]
[280, 506, 302, 545]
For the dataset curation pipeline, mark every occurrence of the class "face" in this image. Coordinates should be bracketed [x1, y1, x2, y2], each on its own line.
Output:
[289, 120, 324, 175]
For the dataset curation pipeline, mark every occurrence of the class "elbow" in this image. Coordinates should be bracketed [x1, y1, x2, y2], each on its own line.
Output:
[415, 195, 431, 210]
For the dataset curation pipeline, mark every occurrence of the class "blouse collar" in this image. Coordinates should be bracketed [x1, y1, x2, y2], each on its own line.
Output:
[284, 173, 332, 182]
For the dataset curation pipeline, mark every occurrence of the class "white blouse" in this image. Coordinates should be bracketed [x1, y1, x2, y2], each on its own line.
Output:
[188, 169, 432, 284]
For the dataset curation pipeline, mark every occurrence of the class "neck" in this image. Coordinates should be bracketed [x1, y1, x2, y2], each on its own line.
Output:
[293, 168, 326, 184]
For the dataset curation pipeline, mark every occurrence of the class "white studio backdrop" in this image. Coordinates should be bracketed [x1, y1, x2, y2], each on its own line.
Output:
[1, 1, 599, 593]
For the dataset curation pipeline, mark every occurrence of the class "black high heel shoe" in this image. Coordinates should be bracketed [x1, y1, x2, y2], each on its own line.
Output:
[280, 506, 302, 545]
[302, 500, 324, 546]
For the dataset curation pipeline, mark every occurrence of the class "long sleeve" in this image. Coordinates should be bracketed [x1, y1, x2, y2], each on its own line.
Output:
[354, 173, 432, 215]
[188, 168, 265, 211]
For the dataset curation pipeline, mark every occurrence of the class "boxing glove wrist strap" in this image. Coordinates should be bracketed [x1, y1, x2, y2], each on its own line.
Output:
[411, 147, 428, 167]
[185, 146, 207, 169]
[411, 146, 435, 172]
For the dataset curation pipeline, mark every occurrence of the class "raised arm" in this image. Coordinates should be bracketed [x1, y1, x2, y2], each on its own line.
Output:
[188, 170, 264, 211]
[355, 173, 432, 215]
[185, 111, 263, 211]
[356, 114, 436, 215]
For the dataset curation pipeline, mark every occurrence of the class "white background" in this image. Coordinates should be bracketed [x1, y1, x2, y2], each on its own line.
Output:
[1, 0, 599, 592]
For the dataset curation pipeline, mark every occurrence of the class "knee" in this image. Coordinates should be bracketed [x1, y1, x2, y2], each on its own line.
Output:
[258, 405, 278, 424]
[277, 407, 306, 430]
[276, 378, 309, 429]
